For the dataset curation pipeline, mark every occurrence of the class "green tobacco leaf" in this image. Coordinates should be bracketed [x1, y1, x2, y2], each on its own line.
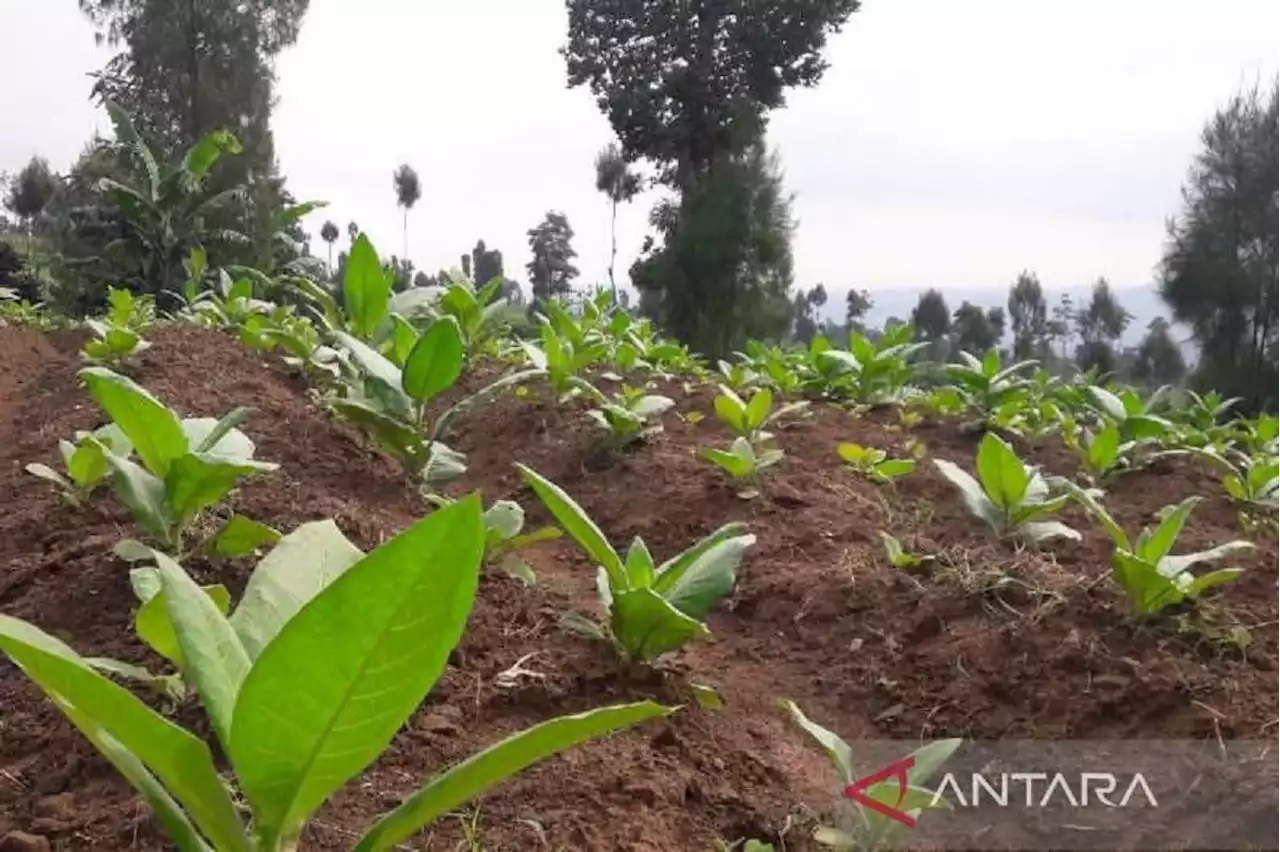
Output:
[330, 400, 425, 470]
[1087, 386, 1127, 422]
[228, 496, 484, 848]
[208, 515, 281, 558]
[0, 614, 247, 851]
[483, 501, 525, 545]
[610, 587, 708, 661]
[933, 458, 998, 531]
[654, 530, 753, 621]
[1158, 541, 1255, 578]
[875, 459, 916, 479]
[782, 699, 853, 785]
[388, 314, 418, 366]
[516, 464, 624, 588]
[744, 388, 774, 431]
[624, 537, 655, 589]
[66, 438, 111, 488]
[136, 584, 232, 668]
[1184, 568, 1245, 599]
[164, 454, 268, 527]
[229, 519, 364, 660]
[155, 553, 250, 746]
[1141, 496, 1200, 562]
[975, 433, 1029, 510]
[701, 446, 753, 478]
[343, 234, 391, 339]
[353, 702, 671, 852]
[713, 390, 747, 433]
[103, 452, 173, 545]
[81, 367, 187, 476]
[184, 409, 254, 457]
[402, 317, 464, 402]
[1087, 424, 1121, 472]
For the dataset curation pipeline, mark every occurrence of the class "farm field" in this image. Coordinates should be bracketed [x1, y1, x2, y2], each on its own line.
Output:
[0, 304, 1275, 850]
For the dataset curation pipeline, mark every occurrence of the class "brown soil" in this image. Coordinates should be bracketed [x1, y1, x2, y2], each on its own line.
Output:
[0, 324, 1276, 850]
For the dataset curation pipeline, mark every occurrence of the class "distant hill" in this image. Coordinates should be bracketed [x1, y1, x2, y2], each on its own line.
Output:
[819, 283, 1195, 357]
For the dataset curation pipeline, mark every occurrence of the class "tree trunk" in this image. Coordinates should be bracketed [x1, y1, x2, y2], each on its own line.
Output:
[402, 208, 408, 261]
[608, 198, 618, 305]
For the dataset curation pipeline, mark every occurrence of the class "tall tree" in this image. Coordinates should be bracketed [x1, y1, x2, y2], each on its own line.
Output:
[526, 212, 579, 305]
[471, 239, 504, 288]
[1047, 293, 1076, 362]
[1007, 270, 1048, 359]
[845, 288, 873, 333]
[3, 156, 58, 256]
[911, 290, 952, 353]
[630, 140, 794, 355]
[320, 219, 339, 273]
[1159, 81, 1278, 411]
[1130, 317, 1187, 388]
[951, 301, 1005, 356]
[347, 220, 359, 244]
[1075, 277, 1132, 374]
[791, 284, 827, 343]
[393, 164, 421, 260]
[565, 0, 856, 353]
[594, 143, 641, 303]
[564, 0, 859, 190]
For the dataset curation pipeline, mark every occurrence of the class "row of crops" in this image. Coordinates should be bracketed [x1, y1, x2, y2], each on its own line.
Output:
[1, 233, 1275, 851]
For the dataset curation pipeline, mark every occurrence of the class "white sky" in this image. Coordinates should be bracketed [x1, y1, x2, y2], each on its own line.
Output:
[1, 0, 1276, 300]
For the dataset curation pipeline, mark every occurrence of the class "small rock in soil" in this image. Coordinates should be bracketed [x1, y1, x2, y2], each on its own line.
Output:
[0, 831, 51, 852]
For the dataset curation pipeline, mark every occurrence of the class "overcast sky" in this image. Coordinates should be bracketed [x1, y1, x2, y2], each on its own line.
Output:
[2, 0, 1276, 301]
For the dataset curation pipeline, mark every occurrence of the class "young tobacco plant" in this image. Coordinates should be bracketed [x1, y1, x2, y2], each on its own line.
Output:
[0, 496, 669, 852]
[933, 433, 1079, 544]
[1065, 488, 1254, 614]
[26, 423, 134, 507]
[700, 437, 784, 499]
[75, 367, 277, 554]
[83, 287, 154, 366]
[837, 442, 916, 483]
[587, 388, 674, 444]
[712, 386, 806, 443]
[517, 464, 755, 661]
[480, 499, 561, 585]
[783, 700, 961, 850]
[1063, 420, 1146, 483]
[943, 350, 1038, 423]
[1186, 447, 1279, 511]
[879, 531, 933, 571]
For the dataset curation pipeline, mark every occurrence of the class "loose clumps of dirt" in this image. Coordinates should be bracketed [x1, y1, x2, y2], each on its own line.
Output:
[1, 323, 1275, 850]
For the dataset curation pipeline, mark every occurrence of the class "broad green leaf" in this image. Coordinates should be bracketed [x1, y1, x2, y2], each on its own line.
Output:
[0, 614, 247, 851]
[1141, 497, 1200, 562]
[184, 409, 254, 457]
[933, 458, 999, 531]
[837, 442, 872, 465]
[655, 532, 753, 620]
[610, 587, 708, 660]
[136, 584, 232, 667]
[388, 314, 418, 366]
[782, 699, 853, 784]
[333, 332, 409, 406]
[1087, 424, 1120, 472]
[975, 433, 1029, 509]
[483, 501, 525, 545]
[516, 464, 624, 588]
[353, 702, 671, 852]
[713, 390, 748, 433]
[330, 400, 426, 470]
[164, 454, 267, 526]
[155, 553, 250, 746]
[1158, 541, 1255, 578]
[1087, 386, 1127, 421]
[1184, 568, 1245, 598]
[1127, 414, 1172, 441]
[230, 520, 364, 660]
[182, 129, 241, 184]
[229, 496, 484, 847]
[624, 537, 655, 588]
[66, 437, 112, 488]
[208, 515, 282, 558]
[632, 395, 674, 418]
[81, 367, 187, 476]
[875, 459, 916, 479]
[103, 452, 173, 545]
[744, 389, 774, 431]
[402, 317, 464, 402]
[343, 234, 391, 339]
[701, 446, 753, 478]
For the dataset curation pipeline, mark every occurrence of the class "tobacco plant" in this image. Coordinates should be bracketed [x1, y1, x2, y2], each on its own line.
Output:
[0, 496, 669, 851]
[74, 367, 277, 553]
[83, 287, 154, 366]
[712, 386, 806, 443]
[587, 388, 674, 444]
[518, 465, 755, 661]
[837, 442, 916, 483]
[1065, 488, 1253, 614]
[26, 423, 134, 507]
[944, 349, 1038, 423]
[784, 700, 961, 850]
[933, 433, 1079, 544]
[701, 437, 783, 499]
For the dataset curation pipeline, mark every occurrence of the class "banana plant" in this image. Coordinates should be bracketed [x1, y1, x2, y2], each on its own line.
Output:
[933, 433, 1079, 544]
[837, 442, 916, 483]
[0, 496, 669, 852]
[25, 423, 135, 507]
[518, 465, 755, 662]
[784, 700, 960, 850]
[1065, 488, 1253, 614]
[72, 367, 277, 554]
[700, 437, 784, 499]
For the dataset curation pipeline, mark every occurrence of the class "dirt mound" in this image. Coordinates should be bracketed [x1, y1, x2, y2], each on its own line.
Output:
[1, 324, 1276, 850]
